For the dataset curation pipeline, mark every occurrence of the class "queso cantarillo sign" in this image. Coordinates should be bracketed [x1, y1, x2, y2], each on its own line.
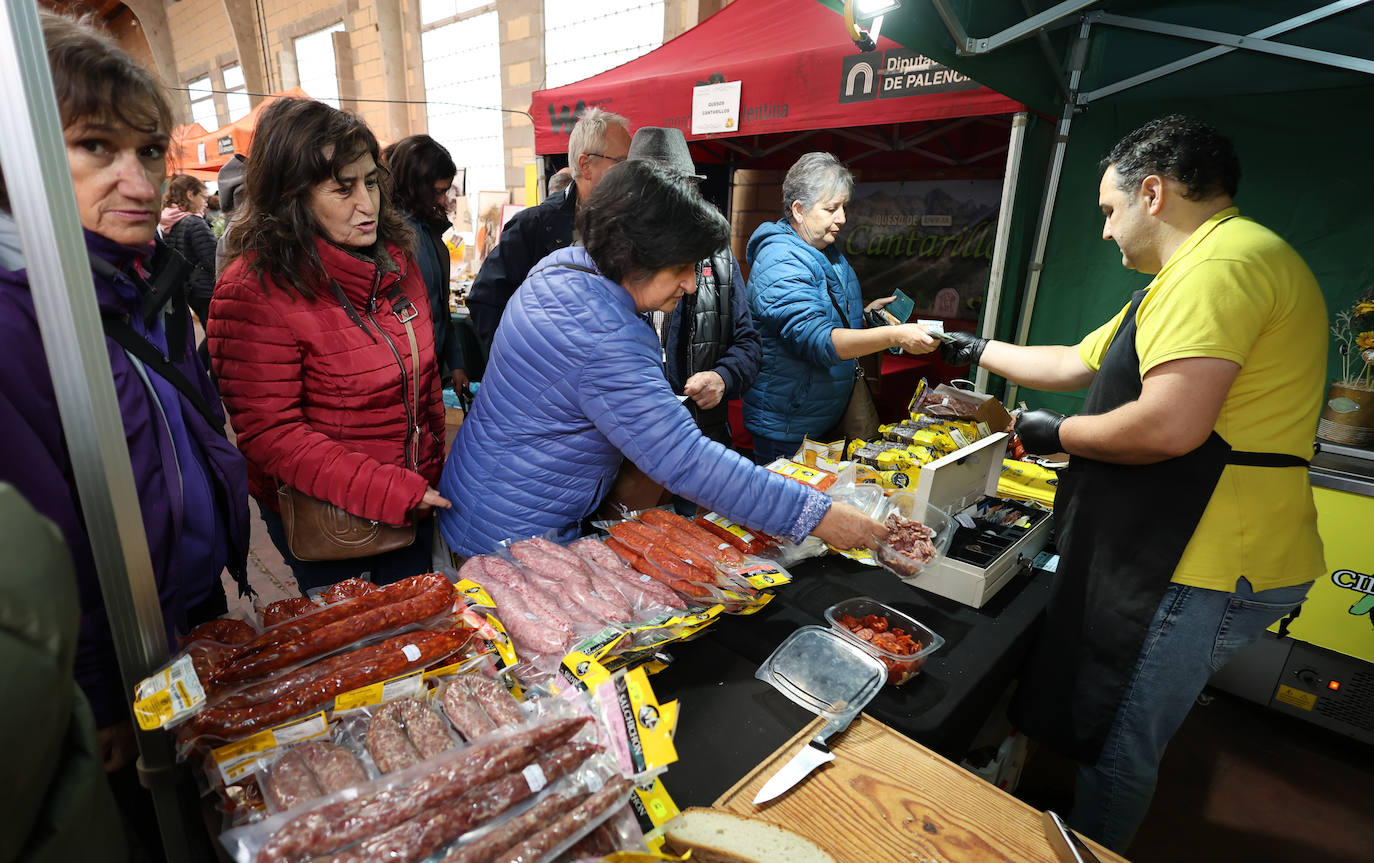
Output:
[838, 179, 1002, 322]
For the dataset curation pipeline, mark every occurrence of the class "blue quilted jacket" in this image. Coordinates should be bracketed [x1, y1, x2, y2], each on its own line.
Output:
[437, 246, 828, 557]
[743, 219, 862, 443]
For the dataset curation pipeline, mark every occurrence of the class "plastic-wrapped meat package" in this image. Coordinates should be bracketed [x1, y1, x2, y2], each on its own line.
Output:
[366, 697, 456, 773]
[261, 741, 369, 814]
[569, 538, 686, 613]
[257, 596, 317, 628]
[461, 557, 574, 659]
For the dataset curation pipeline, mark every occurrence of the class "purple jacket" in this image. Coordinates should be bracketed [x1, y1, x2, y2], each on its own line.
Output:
[0, 220, 250, 726]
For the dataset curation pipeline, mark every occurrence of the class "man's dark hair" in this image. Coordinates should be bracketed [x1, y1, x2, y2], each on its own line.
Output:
[223, 98, 411, 297]
[0, 11, 172, 212]
[382, 134, 457, 223]
[1102, 114, 1240, 201]
[577, 159, 728, 284]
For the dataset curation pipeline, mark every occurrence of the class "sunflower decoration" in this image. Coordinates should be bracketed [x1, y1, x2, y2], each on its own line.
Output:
[1332, 292, 1374, 389]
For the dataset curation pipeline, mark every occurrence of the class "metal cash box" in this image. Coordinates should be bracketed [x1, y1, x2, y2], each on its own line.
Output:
[905, 432, 1052, 608]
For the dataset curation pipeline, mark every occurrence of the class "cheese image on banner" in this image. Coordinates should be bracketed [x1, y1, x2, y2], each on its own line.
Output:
[691, 80, 741, 135]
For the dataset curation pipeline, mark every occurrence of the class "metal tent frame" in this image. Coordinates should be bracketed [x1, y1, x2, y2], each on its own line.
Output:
[0, 1, 203, 859]
[921, 0, 1374, 403]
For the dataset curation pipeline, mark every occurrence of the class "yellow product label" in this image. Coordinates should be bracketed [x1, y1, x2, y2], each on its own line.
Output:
[766, 459, 837, 490]
[333, 668, 425, 711]
[845, 438, 870, 460]
[700, 512, 763, 545]
[799, 438, 828, 467]
[641, 659, 670, 676]
[731, 591, 775, 615]
[1274, 685, 1317, 711]
[634, 775, 682, 829]
[736, 562, 792, 589]
[211, 712, 329, 784]
[659, 699, 680, 735]
[454, 579, 495, 608]
[562, 651, 612, 691]
[878, 470, 917, 490]
[484, 612, 519, 668]
[625, 667, 678, 771]
[874, 449, 913, 471]
[133, 653, 205, 730]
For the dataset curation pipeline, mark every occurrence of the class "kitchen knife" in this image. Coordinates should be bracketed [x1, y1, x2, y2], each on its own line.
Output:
[752, 709, 853, 804]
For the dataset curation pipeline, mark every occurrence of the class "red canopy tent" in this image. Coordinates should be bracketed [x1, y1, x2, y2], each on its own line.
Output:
[169, 87, 310, 180]
[529, 0, 1023, 168]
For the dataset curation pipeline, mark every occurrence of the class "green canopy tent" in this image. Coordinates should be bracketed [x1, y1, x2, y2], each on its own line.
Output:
[824, 0, 1374, 411]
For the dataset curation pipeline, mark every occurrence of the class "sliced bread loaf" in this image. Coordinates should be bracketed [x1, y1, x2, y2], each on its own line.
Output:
[661, 807, 838, 863]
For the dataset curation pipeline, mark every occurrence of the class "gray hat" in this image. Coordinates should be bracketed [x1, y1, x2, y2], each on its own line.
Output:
[627, 127, 706, 180]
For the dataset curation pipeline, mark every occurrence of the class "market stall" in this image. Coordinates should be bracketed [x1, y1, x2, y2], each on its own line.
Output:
[852, 0, 1374, 745]
[168, 87, 310, 178]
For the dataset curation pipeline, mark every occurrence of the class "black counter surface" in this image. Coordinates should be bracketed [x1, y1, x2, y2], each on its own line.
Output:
[649, 553, 1055, 807]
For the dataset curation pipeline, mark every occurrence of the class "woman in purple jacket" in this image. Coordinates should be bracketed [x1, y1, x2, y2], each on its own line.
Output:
[0, 11, 250, 793]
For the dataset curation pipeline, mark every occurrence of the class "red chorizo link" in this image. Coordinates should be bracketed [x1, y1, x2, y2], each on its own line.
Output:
[256, 717, 589, 862]
[494, 776, 633, 863]
[640, 509, 746, 564]
[645, 547, 714, 584]
[213, 574, 455, 686]
[439, 790, 588, 863]
[657, 537, 720, 579]
[259, 596, 319, 628]
[183, 617, 257, 646]
[695, 516, 776, 555]
[603, 537, 643, 568]
[322, 578, 378, 604]
[186, 628, 472, 742]
[607, 521, 668, 556]
[216, 638, 401, 710]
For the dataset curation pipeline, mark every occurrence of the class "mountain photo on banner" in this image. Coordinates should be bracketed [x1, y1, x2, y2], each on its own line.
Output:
[838, 180, 1002, 323]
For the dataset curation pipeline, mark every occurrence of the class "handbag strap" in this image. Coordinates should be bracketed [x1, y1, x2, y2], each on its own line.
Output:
[388, 283, 422, 471]
[102, 315, 227, 436]
[821, 274, 866, 382]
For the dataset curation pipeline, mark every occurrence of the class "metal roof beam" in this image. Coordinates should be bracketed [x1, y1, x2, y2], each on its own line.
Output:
[931, 0, 1101, 56]
[1081, 2, 1374, 103]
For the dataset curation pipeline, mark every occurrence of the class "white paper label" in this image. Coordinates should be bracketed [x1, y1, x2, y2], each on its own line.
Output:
[691, 80, 742, 135]
[381, 670, 427, 701]
[402, 643, 422, 662]
[522, 763, 548, 792]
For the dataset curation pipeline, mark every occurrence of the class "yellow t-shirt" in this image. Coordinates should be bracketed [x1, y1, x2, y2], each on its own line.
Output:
[1076, 208, 1327, 591]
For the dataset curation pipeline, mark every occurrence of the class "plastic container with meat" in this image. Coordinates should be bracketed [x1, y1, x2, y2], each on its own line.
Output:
[824, 596, 944, 685]
[871, 492, 954, 580]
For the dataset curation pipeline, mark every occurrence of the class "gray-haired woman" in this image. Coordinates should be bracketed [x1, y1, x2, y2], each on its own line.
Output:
[743, 152, 938, 463]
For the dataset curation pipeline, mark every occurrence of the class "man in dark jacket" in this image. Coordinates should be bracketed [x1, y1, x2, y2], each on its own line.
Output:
[628, 127, 761, 445]
[466, 107, 631, 352]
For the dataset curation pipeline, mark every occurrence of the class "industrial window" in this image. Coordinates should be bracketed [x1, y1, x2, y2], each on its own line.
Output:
[421, 6, 502, 236]
[544, 0, 664, 89]
[187, 75, 217, 129]
[294, 22, 346, 108]
[222, 64, 250, 122]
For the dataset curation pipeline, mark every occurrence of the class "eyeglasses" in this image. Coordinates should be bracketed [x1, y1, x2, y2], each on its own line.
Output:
[585, 152, 626, 164]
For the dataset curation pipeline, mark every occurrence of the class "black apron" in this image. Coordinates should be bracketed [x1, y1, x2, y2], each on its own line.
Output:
[1009, 289, 1307, 763]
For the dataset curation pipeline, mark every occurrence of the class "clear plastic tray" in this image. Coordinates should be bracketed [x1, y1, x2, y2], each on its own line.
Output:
[873, 492, 954, 580]
[754, 625, 886, 718]
[824, 596, 944, 685]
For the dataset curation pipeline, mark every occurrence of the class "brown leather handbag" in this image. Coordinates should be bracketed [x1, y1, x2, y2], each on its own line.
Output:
[277, 280, 423, 561]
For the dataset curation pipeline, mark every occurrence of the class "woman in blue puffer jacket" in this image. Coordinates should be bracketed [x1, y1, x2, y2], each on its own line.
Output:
[438, 160, 887, 557]
[744, 152, 939, 463]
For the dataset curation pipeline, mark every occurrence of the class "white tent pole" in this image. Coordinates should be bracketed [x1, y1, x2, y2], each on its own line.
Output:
[0, 1, 196, 859]
[975, 110, 1028, 395]
[1003, 19, 1092, 408]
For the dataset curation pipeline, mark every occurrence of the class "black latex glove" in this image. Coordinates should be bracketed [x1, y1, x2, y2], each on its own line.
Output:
[940, 331, 989, 366]
[1015, 408, 1067, 455]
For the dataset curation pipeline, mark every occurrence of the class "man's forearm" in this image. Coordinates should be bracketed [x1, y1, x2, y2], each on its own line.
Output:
[977, 341, 1095, 391]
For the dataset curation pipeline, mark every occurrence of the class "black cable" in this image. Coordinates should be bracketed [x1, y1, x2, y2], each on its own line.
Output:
[168, 86, 533, 122]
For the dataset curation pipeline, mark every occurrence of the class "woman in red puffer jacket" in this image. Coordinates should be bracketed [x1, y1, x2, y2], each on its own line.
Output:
[208, 98, 448, 593]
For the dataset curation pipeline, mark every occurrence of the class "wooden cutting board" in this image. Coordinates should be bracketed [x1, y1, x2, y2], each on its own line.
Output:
[714, 713, 1129, 863]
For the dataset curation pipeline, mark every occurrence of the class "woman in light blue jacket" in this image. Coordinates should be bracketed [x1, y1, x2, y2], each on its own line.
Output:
[438, 160, 887, 557]
[744, 153, 938, 463]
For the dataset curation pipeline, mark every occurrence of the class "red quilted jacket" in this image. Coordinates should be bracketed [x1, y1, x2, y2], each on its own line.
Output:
[208, 237, 446, 525]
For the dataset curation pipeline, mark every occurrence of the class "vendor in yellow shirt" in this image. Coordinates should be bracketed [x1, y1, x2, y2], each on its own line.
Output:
[940, 115, 1325, 854]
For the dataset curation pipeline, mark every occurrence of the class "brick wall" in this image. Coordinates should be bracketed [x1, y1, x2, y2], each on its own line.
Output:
[498, 0, 543, 205]
[166, 0, 237, 127]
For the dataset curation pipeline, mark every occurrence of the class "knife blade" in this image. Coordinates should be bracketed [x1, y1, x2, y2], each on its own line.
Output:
[752, 709, 853, 804]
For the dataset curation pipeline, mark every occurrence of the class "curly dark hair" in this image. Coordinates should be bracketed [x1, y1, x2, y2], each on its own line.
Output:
[576, 160, 729, 284]
[382, 135, 457, 223]
[164, 174, 206, 210]
[223, 98, 411, 298]
[1102, 114, 1240, 201]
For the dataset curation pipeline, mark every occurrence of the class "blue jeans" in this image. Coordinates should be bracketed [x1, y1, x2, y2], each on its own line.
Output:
[750, 435, 800, 465]
[259, 501, 435, 595]
[1069, 577, 1312, 852]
